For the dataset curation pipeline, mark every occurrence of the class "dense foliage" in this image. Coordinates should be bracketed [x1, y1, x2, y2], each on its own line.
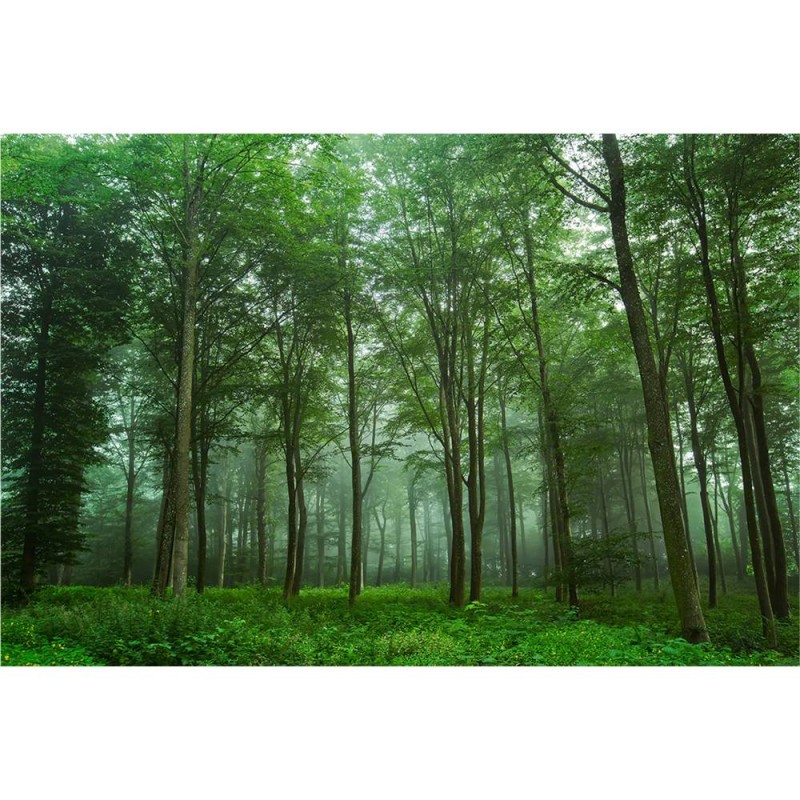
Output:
[2, 585, 796, 666]
[2, 133, 797, 664]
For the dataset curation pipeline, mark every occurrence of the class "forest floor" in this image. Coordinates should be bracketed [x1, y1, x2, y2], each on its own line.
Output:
[1, 584, 797, 666]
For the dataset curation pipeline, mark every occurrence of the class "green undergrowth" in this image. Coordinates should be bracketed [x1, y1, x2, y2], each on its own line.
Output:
[2, 584, 797, 666]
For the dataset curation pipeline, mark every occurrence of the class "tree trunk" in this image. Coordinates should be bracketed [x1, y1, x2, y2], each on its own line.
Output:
[375, 506, 386, 587]
[337, 487, 347, 585]
[153, 444, 177, 596]
[524, 228, 576, 607]
[598, 470, 616, 597]
[603, 133, 708, 642]
[255, 444, 268, 586]
[680, 353, 717, 608]
[499, 381, 518, 598]
[683, 134, 775, 643]
[408, 482, 418, 588]
[344, 286, 364, 606]
[316, 483, 326, 588]
[495, 451, 509, 583]
[638, 440, 660, 590]
[673, 401, 699, 586]
[394, 507, 402, 583]
[171, 139, 201, 597]
[291, 449, 307, 596]
[123, 394, 136, 587]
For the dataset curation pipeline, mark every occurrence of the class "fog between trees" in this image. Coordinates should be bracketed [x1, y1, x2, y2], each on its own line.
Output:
[3, 133, 797, 648]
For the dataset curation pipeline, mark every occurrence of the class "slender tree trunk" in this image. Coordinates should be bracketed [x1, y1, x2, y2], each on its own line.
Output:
[255, 444, 268, 585]
[680, 354, 717, 607]
[394, 507, 402, 583]
[780, 458, 800, 571]
[316, 483, 326, 588]
[153, 444, 177, 596]
[518, 495, 527, 575]
[217, 467, 229, 588]
[337, 487, 347, 585]
[495, 451, 509, 583]
[743, 400, 776, 594]
[603, 133, 707, 642]
[441, 485, 452, 575]
[541, 468, 550, 590]
[681, 135, 774, 644]
[344, 285, 363, 606]
[617, 420, 641, 592]
[375, 506, 386, 587]
[291, 449, 307, 596]
[598, 470, 616, 597]
[638, 441, 660, 590]
[710, 467, 728, 595]
[283, 438, 298, 601]
[123, 394, 136, 587]
[499, 382, 518, 598]
[408, 482, 418, 588]
[524, 230, 576, 607]
[362, 505, 371, 590]
[423, 493, 433, 583]
[673, 401, 698, 586]
[716, 462, 744, 581]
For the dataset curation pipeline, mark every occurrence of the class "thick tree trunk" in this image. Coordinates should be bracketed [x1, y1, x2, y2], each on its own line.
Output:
[603, 133, 708, 642]
[171, 140, 201, 598]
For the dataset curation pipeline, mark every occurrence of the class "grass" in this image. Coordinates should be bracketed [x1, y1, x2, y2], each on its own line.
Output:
[1, 584, 797, 666]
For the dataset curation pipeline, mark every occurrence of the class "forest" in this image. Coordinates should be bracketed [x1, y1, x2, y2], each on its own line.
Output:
[1, 132, 798, 666]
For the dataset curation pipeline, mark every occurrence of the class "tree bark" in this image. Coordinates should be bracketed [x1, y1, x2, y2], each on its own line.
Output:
[171, 138, 201, 598]
[602, 133, 708, 642]
[680, 352, 717, 608]
[499, 380, 519, 598]
[344, 285, 363, 606]
[316, 483, 326, 588]
[123, 394, 136, 587]
[408, 482, 418, 588]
